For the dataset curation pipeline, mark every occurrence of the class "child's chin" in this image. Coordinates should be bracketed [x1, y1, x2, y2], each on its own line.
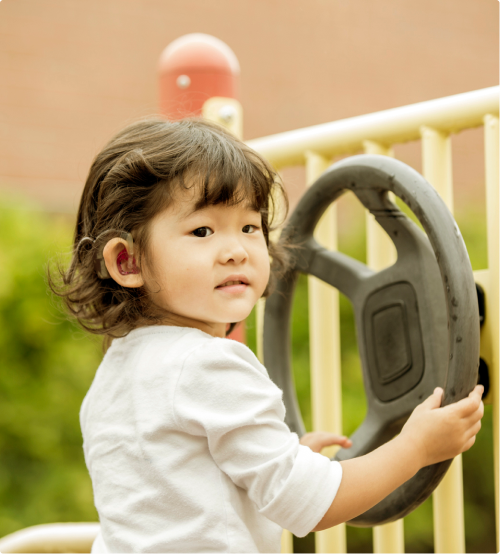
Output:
[222, 309, 253, 325]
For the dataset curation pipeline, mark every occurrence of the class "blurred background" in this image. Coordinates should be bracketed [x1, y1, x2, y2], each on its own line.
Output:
[0, 0, 498, 552]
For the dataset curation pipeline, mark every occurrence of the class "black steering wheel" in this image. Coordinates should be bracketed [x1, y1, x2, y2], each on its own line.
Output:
[263, 154, 479, 526]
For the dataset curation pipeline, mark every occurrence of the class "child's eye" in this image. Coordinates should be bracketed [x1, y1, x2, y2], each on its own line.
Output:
[242, 225, 258, 234]
[192, 227, 213, 238]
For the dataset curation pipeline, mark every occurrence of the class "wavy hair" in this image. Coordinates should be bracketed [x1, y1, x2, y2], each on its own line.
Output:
[49, 117, 289, 341]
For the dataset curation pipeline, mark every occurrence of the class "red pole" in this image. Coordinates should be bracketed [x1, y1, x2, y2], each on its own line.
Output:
[158, 34, 246, 344]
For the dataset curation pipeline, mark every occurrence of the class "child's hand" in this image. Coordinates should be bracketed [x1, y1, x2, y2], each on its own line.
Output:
[400, 385, 484, 468]
[299, 432, 352, 454]
[312, 385, 483, 531]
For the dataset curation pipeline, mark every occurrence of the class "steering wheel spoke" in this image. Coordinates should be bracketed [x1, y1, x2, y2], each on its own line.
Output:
[300, 238, 374, 302]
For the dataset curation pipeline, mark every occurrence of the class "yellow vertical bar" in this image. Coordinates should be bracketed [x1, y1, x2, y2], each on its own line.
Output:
[484, 114, 499, 551]
[202, 97, 243, 139]
[256, 297, 265, 363]
[280, 526, 294, 554]
[373, 520, 405, 554]
[363, 140, 398, 271]
[363, 140, 405, 554]
[305, 151, 346, 554]
[421, 126, 454, 207]
[421, 125, 466, 554]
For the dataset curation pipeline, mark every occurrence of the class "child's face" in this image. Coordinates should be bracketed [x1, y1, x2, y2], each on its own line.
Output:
[144, 188, 271, 337]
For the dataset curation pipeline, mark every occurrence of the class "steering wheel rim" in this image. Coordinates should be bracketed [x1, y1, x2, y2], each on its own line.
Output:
[263, 154, 480, 526]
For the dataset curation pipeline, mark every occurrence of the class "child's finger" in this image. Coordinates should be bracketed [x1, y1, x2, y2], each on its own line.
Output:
[419, 387, 444, 411]
[318, 433, 352, 448]
[462, 417, 482, 440]
[463, 400, 484, 426]
[461, 434, 477, 453]
[470, 419, 482, 437]
[302, 432, 353, 450]
[469, 384, 485, 400]
[455, 387, 484, 417]
[337, 437, 353, 448]
[474, 399, 484, 420]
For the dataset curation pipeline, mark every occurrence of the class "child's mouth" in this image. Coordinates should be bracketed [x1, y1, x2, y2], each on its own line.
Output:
[216, 278, 249, 293]
[218, 280, 245, 288]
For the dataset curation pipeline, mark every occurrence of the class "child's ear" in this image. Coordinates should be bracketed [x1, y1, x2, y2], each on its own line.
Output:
[103, 237, 144, 288]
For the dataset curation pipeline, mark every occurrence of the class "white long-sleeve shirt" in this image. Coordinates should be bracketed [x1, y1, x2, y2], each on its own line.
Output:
[80, 326, 342, 553]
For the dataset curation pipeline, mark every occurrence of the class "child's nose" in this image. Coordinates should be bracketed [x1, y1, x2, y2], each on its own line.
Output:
[220, 237, 248, 264]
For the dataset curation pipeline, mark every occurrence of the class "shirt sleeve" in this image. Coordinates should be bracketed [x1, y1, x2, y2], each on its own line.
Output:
[172, 337, 343, 537]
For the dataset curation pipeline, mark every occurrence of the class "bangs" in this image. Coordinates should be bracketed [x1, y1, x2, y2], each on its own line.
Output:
[143, 120, 287, 222]
[177, 144, 275, 215]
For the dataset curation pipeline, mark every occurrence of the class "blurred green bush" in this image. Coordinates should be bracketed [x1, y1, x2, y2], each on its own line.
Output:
[0, 195, 100, 535]
[0, 192, 495, 552]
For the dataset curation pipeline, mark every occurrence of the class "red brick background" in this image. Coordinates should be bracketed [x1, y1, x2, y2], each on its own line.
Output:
[0, 0, 497, 213]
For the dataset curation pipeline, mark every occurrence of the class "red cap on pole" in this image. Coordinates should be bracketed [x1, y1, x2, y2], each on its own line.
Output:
[158, 33, 240, 120]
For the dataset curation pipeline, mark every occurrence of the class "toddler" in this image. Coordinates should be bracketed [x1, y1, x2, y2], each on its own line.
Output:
[53, 118, 483, 553]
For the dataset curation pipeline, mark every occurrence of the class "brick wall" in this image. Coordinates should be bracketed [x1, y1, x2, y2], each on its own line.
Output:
[0, 0, 497, 212]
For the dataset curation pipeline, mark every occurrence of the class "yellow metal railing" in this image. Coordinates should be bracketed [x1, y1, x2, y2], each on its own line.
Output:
[245, 86, 499, 554]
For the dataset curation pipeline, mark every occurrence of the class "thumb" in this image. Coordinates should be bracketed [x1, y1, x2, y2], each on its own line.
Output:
[422, 387, 444, 410]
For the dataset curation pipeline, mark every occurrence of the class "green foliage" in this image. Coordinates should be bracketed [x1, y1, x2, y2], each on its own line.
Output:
[0, 195, 100, 536]
[0, 192, 495, 552]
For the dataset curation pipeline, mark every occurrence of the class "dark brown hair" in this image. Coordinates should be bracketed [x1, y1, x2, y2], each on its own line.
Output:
[50, 117, 289, 340]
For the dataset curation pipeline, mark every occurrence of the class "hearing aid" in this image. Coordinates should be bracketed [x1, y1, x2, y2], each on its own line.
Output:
[93, 231, 138, 279]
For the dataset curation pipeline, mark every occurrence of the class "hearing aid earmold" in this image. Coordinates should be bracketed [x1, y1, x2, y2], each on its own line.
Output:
[117, 244, 139, 276]
[76, 230, 137, 280]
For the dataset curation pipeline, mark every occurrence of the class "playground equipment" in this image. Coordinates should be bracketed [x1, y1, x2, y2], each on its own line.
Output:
[0, 523, 98, 553]
[0, 34, 497, 554]
[246, 85, 499, 554]
[158, 33, 240, 120]
[264, 154, 480, 526]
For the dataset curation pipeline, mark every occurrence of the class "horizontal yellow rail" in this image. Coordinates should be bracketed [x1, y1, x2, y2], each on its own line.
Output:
[0, 523, 99, 552]
[247, 87, 499, 168]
